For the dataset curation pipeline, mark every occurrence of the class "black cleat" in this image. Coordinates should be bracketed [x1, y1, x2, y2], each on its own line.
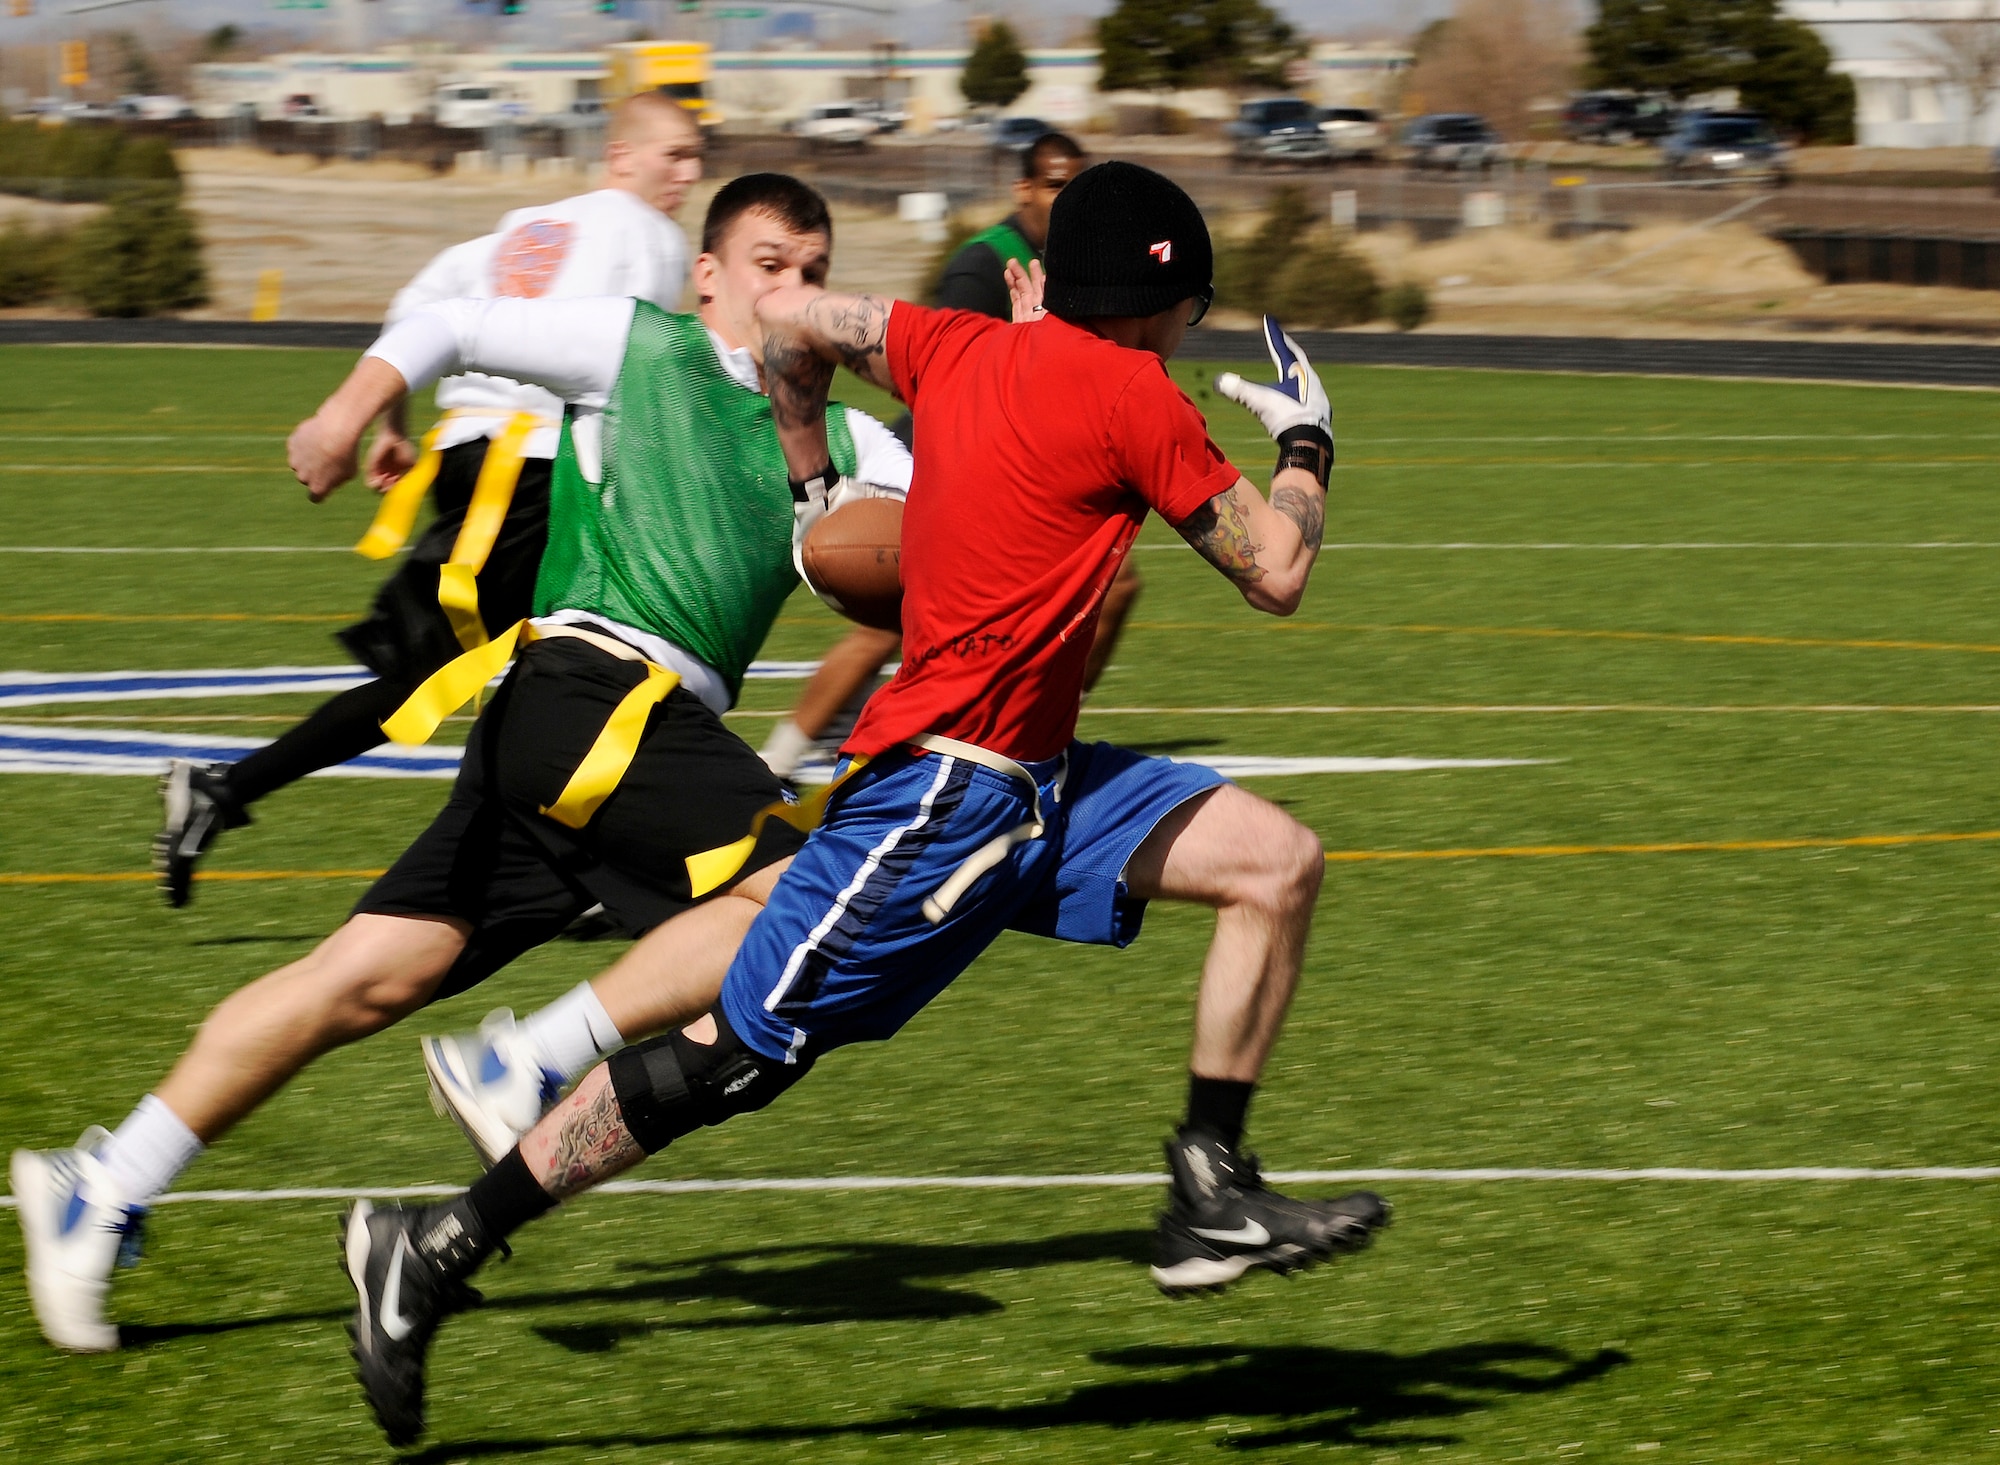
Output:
[153, 760, 248, 908]
[342, 1200, 481, 1447]
[1150, 1128, 1390, 1297]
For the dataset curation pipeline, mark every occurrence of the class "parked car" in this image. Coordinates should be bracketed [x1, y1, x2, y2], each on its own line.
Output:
[114, 94, 195, 121]
[1228, 98, 1332, 167]
[435, 84, 518, 131]
[1660, 110, 1787, 183]
[1317, 105, 1384, 163]
[857, 99, 907, 134]
[791, 101, 879, 150]
[1398, 113, 1504, 172]
[989, 115, 1052, 155]
[280, 92, 324, 120]
[1562, 91, 1676, 144]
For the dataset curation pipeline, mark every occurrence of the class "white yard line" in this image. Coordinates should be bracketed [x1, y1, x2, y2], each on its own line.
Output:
[1067, 704, 2000, 715]
[1132, 542, 2000, 551]
[0, 465, 274, 474]
[4, 1167, 1997, 1207]
[8, 543, 1995, 555]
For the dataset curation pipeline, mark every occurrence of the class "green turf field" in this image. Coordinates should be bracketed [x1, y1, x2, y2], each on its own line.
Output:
[4, 344, 2000, 1461]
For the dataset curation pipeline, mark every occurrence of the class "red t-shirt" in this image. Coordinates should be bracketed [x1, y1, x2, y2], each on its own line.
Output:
[846, 305, 1240, 764]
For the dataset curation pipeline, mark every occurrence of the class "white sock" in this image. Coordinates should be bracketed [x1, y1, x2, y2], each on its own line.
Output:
[519, 982, 627, 1085]
[96, 1094, 204, 1208]
[759, 719, 813, 779]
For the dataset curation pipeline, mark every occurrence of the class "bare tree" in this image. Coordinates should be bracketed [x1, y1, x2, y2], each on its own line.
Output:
[1909, 0, 2000, 145]
[1402, 0, 1580, 140]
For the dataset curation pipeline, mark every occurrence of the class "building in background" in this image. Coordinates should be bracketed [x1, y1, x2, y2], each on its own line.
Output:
[1791, 0, 2000, 146]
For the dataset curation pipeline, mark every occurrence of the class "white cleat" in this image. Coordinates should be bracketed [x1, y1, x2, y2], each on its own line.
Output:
[421, 1010, 563, 1168]
[11, 1128, 145, 1353]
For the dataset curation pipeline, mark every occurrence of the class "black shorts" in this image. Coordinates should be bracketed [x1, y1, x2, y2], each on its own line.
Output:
[337, 438, 553, 686]
[354, 636, 807, 1001]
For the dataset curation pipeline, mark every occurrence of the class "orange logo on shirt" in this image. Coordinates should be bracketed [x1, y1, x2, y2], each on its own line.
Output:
[492, 219, 574, 298]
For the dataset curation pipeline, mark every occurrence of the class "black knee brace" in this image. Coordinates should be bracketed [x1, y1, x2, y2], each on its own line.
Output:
[608, 1007, 810, 1155]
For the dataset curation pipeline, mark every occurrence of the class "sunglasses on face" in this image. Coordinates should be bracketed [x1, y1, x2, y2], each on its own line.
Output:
[1187, 287, 1213, 328]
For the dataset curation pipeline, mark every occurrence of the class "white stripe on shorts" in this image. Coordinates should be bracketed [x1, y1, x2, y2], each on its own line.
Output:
[761, 754, 959, 1039]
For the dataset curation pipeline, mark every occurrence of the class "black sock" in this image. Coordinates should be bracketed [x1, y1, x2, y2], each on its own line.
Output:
[224, 677, 415, 807]
[417, 1150, 558, 1282]
[1184, 1074, 1255, 1151]
[464, 1149, 558, 1243]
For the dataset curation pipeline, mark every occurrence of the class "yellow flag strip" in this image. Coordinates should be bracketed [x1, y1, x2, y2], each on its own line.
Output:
[439, 413, 538, 652]
[353, 422, 445, 561]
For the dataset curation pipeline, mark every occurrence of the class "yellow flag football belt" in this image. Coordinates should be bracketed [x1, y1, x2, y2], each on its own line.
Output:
[354, 411, 543, 653]
[381, 623, 864, 898]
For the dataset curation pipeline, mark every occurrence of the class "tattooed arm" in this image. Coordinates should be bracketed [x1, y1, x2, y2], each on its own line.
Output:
[1174, 464, 1325, 616]
[755, 285, 897, 481]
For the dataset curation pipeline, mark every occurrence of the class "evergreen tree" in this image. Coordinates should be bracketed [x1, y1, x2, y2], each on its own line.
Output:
[1096, 0, 1301, 93]
[1586, 0, 1854, 142]
[961, 21, 1030, 110]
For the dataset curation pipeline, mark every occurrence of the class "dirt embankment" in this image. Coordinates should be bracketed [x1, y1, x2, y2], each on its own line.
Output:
[173, 149, 937, 322]
[151, 147, 2000, 340]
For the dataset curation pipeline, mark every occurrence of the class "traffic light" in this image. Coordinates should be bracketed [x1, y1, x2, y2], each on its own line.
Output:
[60, 39, 87, 86]
[499, 0, 523, 12]
[8, 0, 34, 19]
[596, 0, 619, 11]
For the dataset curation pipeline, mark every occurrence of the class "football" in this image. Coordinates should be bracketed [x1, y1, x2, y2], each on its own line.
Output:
[800, 497, 903, 631]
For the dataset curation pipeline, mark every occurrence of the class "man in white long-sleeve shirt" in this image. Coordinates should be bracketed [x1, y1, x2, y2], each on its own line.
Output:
[15, 175, 911, 1368]
[153, 89, 704, 908]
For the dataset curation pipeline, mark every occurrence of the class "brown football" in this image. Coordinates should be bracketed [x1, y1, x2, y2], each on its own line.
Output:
[800, 497, 903, 632]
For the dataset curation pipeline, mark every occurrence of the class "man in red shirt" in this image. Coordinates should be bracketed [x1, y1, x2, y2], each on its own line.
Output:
[340, 163, 1388, 1444]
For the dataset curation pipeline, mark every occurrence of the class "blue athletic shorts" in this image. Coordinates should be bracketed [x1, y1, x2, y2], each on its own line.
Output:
[719, 740, 1226, 1063]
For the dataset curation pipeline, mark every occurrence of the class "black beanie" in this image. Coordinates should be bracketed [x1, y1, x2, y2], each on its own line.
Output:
[1042, 161, 1213, 323]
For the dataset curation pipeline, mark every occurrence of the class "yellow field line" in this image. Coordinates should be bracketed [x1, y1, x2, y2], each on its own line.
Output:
[7, 830, 1997, 885]
[1135, 620, 2000, 655]
[0, 869, 386, 886]
[0, 613, 350, 623]
[1324, 830, 2000, 863]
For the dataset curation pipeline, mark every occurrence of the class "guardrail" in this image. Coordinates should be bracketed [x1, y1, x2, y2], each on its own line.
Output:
[2, 320, 1996, 388]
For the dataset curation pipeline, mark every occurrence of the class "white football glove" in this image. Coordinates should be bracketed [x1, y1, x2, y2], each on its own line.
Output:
[1215, 316, 1332, 445]
[792, 475, 906, 584]
[827, 477, 907, 512]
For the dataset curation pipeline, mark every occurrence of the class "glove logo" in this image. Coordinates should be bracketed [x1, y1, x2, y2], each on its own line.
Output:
[1149, 240, 1173, 264]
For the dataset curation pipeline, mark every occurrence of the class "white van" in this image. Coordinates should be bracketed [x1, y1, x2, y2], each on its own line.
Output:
[436, 84, 515, 131]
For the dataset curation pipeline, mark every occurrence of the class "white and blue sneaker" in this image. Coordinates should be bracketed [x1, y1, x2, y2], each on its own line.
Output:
[421, 1010, 563, 1168]
[11, 1128, 147, 1352]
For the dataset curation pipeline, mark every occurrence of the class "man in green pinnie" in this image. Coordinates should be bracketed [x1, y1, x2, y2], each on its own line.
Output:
[10, 175, 910, 1356]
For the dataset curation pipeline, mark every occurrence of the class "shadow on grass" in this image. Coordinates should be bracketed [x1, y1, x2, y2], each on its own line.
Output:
[188, 934, 322, 947]
[407, 1341, 1628, 1460]
[1116, 737, 1226, 756]
[492, 1229, 1153, 1342]
[121, 1306, 347, 1347]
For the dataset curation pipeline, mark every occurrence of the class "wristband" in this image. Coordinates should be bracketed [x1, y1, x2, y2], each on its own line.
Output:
[1275, 425, 1333, 489]
[788, 463, 839, 505]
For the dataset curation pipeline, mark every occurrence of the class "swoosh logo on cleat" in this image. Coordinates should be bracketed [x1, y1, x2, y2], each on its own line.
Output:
[1190, 1220, 1271, 1246]
[381, 1234, 416, 1342]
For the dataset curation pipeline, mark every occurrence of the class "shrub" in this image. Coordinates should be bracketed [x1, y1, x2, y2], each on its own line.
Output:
[63, 188, 208, 317]
[0, 217, 73, 306]
[1383, 280, 1432, 332]
[0, 119, 182, 201]
[1215, 186, 1383, 329]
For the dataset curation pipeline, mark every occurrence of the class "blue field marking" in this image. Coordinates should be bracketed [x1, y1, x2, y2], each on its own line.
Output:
[0, 721, 1550, 782]
[0, 722, 463, 778]
[0, 661, 831, 710]
[0, 667, 375, 708]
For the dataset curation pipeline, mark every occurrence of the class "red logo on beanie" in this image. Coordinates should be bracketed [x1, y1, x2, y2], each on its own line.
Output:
[1149, 240, 1173, 264]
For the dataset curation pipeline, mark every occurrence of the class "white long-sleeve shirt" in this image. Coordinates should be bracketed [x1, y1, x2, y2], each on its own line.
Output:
[367, 295, 914, 711]
[387, 189, 688, 460]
